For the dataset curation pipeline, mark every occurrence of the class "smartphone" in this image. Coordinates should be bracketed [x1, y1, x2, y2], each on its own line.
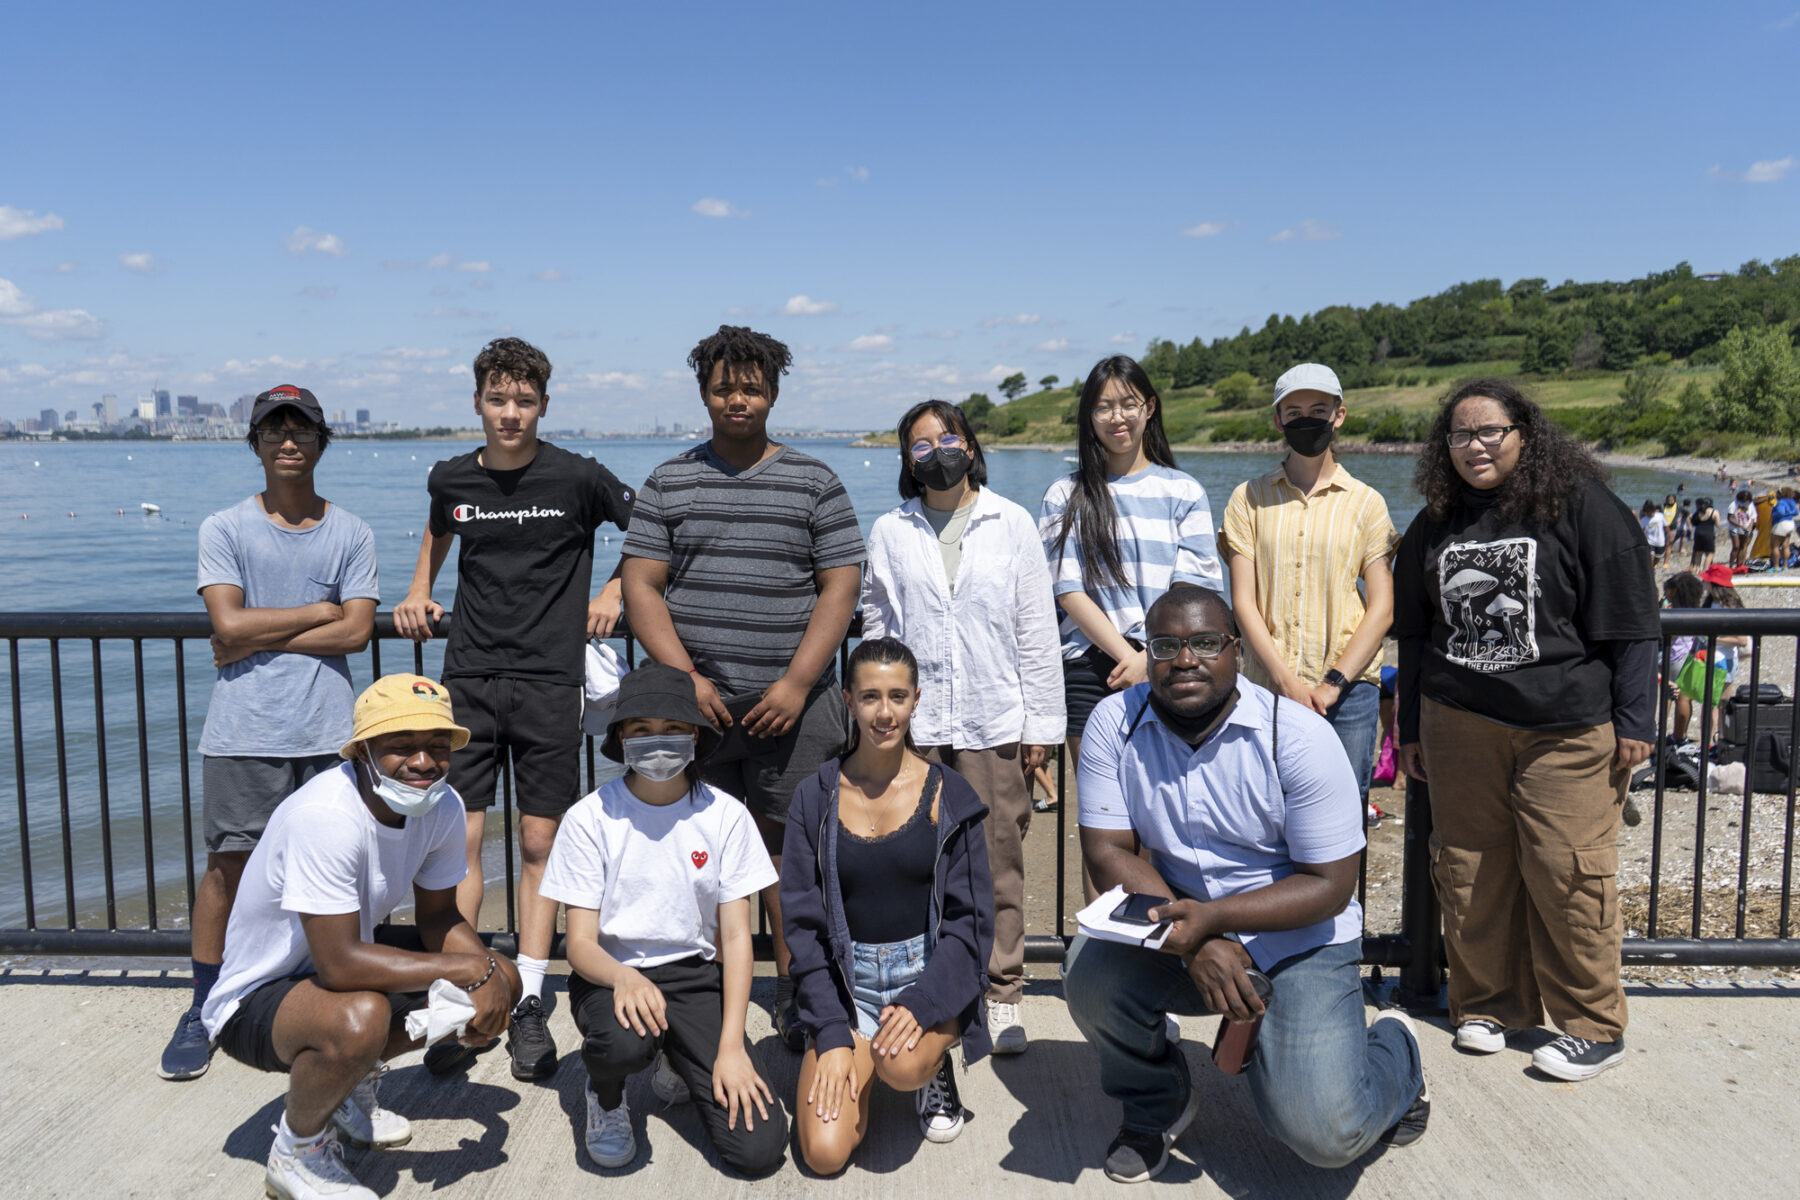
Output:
[1110, 892, 1172, 926]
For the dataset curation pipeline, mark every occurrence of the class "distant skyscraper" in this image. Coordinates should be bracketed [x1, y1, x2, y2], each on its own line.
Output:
[40, 408, 61, 430]
[230, 394, 254, 423]
[331, 409, 346, 426]
[355, 408, 371, 427]
[102, 394, 118, 425]
[154, 389, 172, 418]
[177, 394, 199, 415]
[138, 397, 156, 420]
[64, 409, 78, 426]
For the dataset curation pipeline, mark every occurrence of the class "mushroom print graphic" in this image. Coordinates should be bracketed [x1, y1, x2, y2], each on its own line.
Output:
[1436, 537, 1540, 671]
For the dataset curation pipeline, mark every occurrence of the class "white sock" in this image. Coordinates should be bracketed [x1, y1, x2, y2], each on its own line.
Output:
[518, 956, 549, 1005]
[275, 1113, 327, 1157]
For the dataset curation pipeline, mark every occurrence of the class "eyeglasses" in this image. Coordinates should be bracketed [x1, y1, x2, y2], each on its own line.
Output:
[908, 433, 966, 462]
[256, 427, 321, 445]
[1093, 400, 1147, 420]
[1146, 633, 1238, 661]
[1446, 424, 1518, 449]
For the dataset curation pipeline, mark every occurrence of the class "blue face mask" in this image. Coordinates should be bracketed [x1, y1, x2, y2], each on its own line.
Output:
[362, 749, 453, 818]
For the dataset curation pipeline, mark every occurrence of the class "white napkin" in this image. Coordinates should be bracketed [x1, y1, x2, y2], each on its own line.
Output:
[582, 641, 631, 735]
[1076, 885, 1174, 950]
[404, 977, 481, 1046]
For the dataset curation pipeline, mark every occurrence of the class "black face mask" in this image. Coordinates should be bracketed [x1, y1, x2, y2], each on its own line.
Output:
[1281, 416, 1335, 458]
[913, 446, 973, 492]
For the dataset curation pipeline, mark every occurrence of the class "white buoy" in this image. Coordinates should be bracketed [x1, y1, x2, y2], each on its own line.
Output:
[127, 455, 133, 461]
[372, 452, 379, 458]
[141, 502, 161, 515]
[33, 461, 40, 467]
[864, 460, 871, 467]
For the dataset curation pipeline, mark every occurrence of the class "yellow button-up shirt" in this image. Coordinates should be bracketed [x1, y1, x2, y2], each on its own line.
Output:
[1220, 462, 1397, 688]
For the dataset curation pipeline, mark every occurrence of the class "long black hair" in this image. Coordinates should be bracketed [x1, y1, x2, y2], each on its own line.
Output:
[1050, 355, 1177, 591]
[1413, 377, 1607, 526]
[895, 399, 988, 501]
[841, 637, 922, 757]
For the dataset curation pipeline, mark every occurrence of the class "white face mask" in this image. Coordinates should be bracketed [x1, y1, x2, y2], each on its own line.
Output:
[362, 748, 453, 818]
[623, 733, 695, 782]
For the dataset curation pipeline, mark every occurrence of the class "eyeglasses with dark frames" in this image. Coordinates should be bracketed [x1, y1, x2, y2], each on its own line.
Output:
[1446, 424, 1519, 449]
[1146, 633, 1238, 661]
[256, 427, 322, 445]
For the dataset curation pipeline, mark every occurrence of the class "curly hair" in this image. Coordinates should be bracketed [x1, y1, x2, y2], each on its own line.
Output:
[472, 337, 552, 397]
[1413, 377, 1608, 525]
[688, 325, 792, 401]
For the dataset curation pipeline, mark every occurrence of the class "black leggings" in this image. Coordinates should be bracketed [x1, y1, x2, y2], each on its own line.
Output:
[570, 957, 788, 1177]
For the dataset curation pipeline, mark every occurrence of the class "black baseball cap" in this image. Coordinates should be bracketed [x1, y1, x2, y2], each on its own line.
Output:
[249, 385, 326, 428]
[601, 663, 722, 764]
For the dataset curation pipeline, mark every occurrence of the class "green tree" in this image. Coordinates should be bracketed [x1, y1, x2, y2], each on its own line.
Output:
[1213, 371, 1259, 410]
[1617, 362, 1672, 418]
[1713, 325, 1800, 435]
[1039, 375, 1059, 391]
[1173, 337, 1212, 388]
[962, 392, 994, 426]
[997, 373, 1028, 402]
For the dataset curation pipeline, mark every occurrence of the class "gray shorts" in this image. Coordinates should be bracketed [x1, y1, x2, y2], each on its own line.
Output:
[203, 754, 340, 854]
[700, 682, 848, 826]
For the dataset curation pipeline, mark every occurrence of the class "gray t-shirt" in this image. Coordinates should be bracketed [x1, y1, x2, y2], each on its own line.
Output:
[921, 496, 978, 591]
[196, 498, 380, 758]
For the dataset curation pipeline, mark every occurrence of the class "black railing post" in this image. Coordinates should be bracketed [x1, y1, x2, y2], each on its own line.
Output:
[1397, 775, 1443, 1006]
[9, 639, 35, 930]
[132, 639, 159, 930]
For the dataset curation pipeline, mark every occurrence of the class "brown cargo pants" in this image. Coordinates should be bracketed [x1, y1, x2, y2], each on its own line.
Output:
[1419, 698, 1627, 1042]
[925, 743, 1030, 1004]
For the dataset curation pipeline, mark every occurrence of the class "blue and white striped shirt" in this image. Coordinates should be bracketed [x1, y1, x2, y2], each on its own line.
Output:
[1038, 465, 1224, 659]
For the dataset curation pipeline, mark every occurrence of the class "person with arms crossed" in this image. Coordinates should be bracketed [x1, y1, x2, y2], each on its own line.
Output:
[200, 674, 521, 1200]
[1063, 589, 1427, 1183]
[160, 385, 379, 1082]
[1221, 363, 1397, 820]
[860, 399, 1063, 1055]
[394, 337, 635, 1080]
[621, 325, 866, 1050]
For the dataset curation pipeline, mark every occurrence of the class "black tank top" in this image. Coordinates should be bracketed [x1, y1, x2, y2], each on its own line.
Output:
[838, 769, 940, 945]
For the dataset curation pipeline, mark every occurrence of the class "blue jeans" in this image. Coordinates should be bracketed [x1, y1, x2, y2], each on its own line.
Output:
[850, 934, 928, 1039]
[1323, 681, 1381, 803]
[1063, 935, 1422, 1168]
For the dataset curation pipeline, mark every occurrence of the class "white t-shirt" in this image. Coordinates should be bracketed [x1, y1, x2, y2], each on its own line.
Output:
[1642, 512, 1667, 548]
[201, 762, 467, 1039]
[539, 779, 777, 969]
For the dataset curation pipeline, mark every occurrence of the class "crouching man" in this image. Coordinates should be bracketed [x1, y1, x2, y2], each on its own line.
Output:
[1062, 588, 1426, 1182]
[200, 674, 521, 1200]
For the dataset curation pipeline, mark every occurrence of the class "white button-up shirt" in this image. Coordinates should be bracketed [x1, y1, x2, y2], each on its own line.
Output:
[1077, 676, 1366, 971]
[861, 487, 1067, 750]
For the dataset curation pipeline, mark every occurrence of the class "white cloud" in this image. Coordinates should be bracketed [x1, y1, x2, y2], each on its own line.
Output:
[283, 225, 347, 257]
[1035, 338, 1069, 352]
[118, 252, 158, 273]
[782, 294, 838, 316]
[0, 276, 105, 341]
[846, 166, 870, 183]
[0, 278, 30, 316]
[448, 363, 470, 375]
[1181, 220, 1229, 238]
[534, 268, 565, 282]
[457, 260, 491, 272]
[1110, 330, 1138, 345]
[1745, 157, 1795, 183]
[1773, 11, 1800, 30]
[381, 347, 452, 361]
[0, 206, 66, 240]
[54, 262, 76, 274]
[692, 197, 749, 219]
[1270, 219, 1342, 243]
[848, 334, 894, 352]
[580, 371, 648, 390]
[424, 252, 453, 270]
[724, 305, 757, 317]
[984, 364, 1025, 382]
[1015, 313, 1041, 326]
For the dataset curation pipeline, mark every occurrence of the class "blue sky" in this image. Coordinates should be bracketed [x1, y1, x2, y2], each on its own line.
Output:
[2, 1, 1796, 430]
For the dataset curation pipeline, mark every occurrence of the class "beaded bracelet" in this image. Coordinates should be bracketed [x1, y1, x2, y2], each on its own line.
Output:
[465, 956, 498, 993]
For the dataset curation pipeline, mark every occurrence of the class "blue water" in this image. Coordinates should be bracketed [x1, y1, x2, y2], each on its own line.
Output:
[0, 437, 1705, 929]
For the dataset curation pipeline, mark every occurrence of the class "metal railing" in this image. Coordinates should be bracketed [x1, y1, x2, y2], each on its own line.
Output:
[5, 609, 1796, 990]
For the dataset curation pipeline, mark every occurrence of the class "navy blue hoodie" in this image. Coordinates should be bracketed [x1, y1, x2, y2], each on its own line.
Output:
[780, 756, 995, 1061]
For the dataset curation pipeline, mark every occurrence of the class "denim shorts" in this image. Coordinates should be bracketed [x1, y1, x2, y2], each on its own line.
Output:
[850, 933, 929, 1039]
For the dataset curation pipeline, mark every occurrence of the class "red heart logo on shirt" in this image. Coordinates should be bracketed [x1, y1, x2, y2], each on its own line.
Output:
[691, 850, 708, 869]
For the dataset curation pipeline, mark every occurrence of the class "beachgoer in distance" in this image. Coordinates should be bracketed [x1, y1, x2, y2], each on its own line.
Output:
[1670, 499, 1692, 559]
[782, 638, 995, 1172]
[1663, 571, 1748, 744]
[161, 385, 379, 1083]
[1770, 487, 1799, 570]
[538, 664, 788, 1175]
[1727, 489, 1757, 567]
[1396, 378, 1658, 1082]
[1688, 497, 1719, 571]
[394, 337, 636, 1080]
[1221, 362, 1397, 821]
[1064, 588, 1427, 1182]
[1639, 500, 1667, 567]
[860, 399, 1064, 1056]
[1039, 355, 1223, 898]
[621, 325, 867, 1050]
[200, 674, 521, 1200]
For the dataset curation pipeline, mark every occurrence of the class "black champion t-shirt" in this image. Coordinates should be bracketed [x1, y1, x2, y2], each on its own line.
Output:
[1394, 476, 1658, 738]
[427, 442, 634, 684]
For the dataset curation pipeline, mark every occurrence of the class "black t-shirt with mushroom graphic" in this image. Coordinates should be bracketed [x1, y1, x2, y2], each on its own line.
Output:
[1394, 478, 1659, 738]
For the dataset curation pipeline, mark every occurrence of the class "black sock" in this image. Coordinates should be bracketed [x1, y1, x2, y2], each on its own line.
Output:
[192, 959, 221, 1010]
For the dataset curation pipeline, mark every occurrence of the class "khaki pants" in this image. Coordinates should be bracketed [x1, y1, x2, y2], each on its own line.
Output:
[925, 744, 1030, 1004]
[1419, 698, 1627, 1042]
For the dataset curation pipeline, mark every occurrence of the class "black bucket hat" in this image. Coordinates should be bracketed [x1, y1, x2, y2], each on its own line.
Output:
[600, 663, 722, 764]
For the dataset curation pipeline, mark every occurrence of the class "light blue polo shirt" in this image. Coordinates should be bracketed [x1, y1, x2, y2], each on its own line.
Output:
[1077, 675, 1366, 971]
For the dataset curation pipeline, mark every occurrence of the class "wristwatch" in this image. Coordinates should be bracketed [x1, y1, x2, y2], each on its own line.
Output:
[1323, 668, 1350, 690]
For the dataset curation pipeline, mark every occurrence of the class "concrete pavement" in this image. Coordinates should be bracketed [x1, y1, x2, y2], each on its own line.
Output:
[3, 971, 1798, 1198]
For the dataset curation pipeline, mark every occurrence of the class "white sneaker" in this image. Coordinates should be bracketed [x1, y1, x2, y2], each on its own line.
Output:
[650, 1050, 690, 1105]
[330, 1062, 411, 1150]
[916, 1055, 966, 1144]
[584, 1086, 637, 1168]
[987, 1001, 1027, 1055]
[265, 1127, 376, 1199]
[1454, 1018, 1508, 1055]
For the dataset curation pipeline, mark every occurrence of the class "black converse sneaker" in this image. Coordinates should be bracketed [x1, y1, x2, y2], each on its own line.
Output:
[1531, 1034, 1625, 1081]
[916, 1055, 966, 1144]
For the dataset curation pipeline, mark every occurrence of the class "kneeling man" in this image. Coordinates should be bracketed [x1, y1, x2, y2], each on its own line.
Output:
[1063, 588, 1426, 1182]
[201, 674, 522, 1200]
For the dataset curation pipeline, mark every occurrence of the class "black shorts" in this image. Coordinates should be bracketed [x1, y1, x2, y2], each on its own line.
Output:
[446, 675, 583, 818]
[699, 682, 848, 826]
[1063, 644, 1138, 741]
[216, 975, 429, 1074]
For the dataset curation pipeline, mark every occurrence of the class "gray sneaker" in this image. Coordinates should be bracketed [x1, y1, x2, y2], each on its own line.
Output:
[331, 1062, 412, 1149]
[650, 1051, 690, 1105]
[584, 1087, 637, 1168]
[265, 1127, 376, 1200]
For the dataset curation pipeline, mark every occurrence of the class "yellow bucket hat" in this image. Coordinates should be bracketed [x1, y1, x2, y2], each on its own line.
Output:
[338, 674, 472, 759]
